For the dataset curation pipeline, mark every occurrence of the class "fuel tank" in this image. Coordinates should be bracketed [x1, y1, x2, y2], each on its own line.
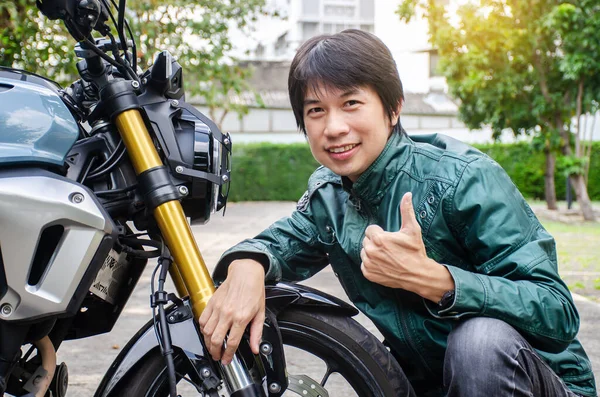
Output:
[0, 68, 79, 167]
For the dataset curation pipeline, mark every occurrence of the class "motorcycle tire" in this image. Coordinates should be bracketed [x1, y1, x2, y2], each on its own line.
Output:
[112, 308, 407, 396]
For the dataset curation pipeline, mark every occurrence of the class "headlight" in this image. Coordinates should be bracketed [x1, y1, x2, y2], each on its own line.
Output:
[170, 107, 231, 224]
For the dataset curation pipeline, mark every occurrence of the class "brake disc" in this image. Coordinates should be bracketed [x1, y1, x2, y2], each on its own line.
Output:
[287, 374, 329, 397]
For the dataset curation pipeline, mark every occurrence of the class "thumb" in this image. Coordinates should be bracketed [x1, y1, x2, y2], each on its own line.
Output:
[400, 192, 420, 234]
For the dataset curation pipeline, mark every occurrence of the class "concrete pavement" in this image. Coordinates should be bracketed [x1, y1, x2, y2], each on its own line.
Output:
[56, 201, 599, 396]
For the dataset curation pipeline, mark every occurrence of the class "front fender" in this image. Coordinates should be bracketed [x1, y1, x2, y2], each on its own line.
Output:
[265, 282, 359, 316]
[93, 282, 357, 397]
[93, 301, 203, 397]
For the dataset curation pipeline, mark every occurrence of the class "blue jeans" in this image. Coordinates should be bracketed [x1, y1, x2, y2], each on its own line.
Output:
[396, 317, 579, 396]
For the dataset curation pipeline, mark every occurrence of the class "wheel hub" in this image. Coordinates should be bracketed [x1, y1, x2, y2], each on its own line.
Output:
[287, 374, 329, 397]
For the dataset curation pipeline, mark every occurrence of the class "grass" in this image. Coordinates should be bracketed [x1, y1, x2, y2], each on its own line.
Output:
[539, 218, 600, 301]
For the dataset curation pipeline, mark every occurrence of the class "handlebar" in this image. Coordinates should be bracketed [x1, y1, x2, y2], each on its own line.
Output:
[37, 0, 110, 41]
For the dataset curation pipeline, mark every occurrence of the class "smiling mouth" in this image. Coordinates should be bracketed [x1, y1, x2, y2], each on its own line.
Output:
[327, 144, 358, 153]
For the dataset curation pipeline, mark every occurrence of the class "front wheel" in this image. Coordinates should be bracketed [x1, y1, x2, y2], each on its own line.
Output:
[113, 308, 406, 396]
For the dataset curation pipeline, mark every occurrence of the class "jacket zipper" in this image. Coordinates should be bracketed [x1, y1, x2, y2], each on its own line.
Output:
[356, 193, 434, 378]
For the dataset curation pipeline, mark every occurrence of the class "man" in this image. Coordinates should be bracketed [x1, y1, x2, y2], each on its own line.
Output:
[199, 29, 597, 396]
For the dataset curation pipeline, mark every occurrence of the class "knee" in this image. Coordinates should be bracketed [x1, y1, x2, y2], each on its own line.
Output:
[446, 317, 523, 369]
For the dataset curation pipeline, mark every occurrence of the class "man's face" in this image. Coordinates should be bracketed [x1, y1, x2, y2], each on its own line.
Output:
[303, 83, 399, 182]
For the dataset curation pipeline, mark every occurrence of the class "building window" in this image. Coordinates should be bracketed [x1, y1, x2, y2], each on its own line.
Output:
[359, 0, 374, 20]
[321, 23, 362, 34]
[302, 22, 319, 40]
[302, 0, 320, 17]
[324, 5, 355, 17]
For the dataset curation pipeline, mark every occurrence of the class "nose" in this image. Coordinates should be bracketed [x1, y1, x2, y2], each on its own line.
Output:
[323, 111, 349, 139]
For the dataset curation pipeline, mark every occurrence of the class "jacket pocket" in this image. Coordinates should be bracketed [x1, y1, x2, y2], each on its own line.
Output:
[414, 180, 450, 237]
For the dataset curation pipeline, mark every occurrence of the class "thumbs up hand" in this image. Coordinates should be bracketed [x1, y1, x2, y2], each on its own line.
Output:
[360, 192, 451, 299]
[398, 191, 424, 237]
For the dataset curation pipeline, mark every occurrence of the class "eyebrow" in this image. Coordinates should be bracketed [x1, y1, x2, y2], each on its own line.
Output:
[303, 88, 361, 106]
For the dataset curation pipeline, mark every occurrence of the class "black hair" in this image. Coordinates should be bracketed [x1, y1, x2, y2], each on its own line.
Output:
[288, 29, 404, 134]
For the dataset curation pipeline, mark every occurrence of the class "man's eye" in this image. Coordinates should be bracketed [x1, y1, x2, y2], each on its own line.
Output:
[307, 107, 323, 114]
[346, 100, 359, 107]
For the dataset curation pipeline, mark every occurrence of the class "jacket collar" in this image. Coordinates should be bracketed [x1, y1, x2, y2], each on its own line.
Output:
[342, 124, 413, 205]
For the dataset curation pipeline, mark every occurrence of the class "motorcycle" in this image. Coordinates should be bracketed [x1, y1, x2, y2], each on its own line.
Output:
[0, 0, 405, 396]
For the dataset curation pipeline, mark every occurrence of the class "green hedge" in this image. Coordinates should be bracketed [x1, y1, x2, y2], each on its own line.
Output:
[228, 142, 320, 202]
[228, 141, 600, 202]
[476, 143, 558, 200]
[476, 142, 600, 201]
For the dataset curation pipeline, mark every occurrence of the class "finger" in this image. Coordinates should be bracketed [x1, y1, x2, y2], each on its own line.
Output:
[364, 224, 384, 240]
[360, 247, 367, 263]
[221, 322, 246, 365]
[200, 307, 219, 338]
[209, 321, 230, 361]
[249, 310, 265, 355]
[399, 192, 421, 234]
[365, 224, 384, 234]
[201, 310, 220, 359]
[363, 225, 385, 246]
[203, 334, 212, 357]
[361, 263, 372, 281]
[360, 241, 376, 265]
[198, 303, 213, 330]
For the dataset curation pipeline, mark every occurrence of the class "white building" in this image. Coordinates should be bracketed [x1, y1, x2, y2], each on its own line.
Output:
[374, 0, 445, 94]
[220, 0, 600, 144]
[247, 0, 375, 60]
[245, 0, 441, 94]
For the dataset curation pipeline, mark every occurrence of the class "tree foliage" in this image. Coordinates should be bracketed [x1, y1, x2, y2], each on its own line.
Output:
[0, 0, 269, 123]
[125, 0, 269, 124]
[1, 0, 78, 83]
[547, 0, 600, 182]
[397, 0, 598, 220]
[549, 1, 600, 84]
[398, 0, 570, 138]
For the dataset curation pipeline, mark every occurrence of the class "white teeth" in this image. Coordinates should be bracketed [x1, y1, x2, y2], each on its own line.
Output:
[329, 144, 357, 153]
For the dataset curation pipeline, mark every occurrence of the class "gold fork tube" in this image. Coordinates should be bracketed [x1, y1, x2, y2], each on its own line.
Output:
[114, 110, 162, 173]
[169, 263, 189, 298]
[154, 202, 215, 315]
[115, 110, 215, 319]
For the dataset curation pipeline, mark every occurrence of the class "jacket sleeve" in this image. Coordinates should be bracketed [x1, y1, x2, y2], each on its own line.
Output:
[429, 156, 579, 354]
[212, 201, 330, 284]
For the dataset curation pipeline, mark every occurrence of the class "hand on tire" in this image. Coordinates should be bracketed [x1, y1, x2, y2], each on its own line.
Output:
[199, 259, 266, 365]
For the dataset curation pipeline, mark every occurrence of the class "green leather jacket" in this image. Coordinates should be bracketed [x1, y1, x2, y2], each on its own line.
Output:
[215, 131, 596, 396]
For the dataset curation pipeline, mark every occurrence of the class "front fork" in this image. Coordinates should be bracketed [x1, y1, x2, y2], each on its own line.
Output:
[113, 109, 258, 395]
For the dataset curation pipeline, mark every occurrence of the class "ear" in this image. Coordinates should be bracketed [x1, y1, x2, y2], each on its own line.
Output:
[391, 101, 402, 126]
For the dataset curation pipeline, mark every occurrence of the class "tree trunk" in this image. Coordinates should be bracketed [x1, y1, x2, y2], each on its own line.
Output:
[557, 116, 595, 220]
[575, 79, 584, 156]
[544, 150, 558, 210]
[570, 174, 597, 221]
